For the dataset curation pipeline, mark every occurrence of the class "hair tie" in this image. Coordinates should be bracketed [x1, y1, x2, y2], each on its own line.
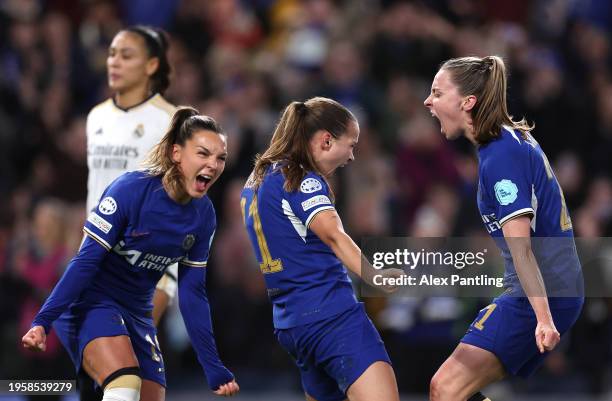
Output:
[295, 102, 308, 116]
[482, 57, 494, 72]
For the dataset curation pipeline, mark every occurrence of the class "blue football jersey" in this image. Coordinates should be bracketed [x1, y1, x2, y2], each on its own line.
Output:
[81, 170, 216, 314]
[477, 127, 582, 296]
[241, 166, 357, 329]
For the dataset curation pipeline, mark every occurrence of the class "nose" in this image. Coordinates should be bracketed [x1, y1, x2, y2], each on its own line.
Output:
[349, 151, 355, 162]
[424, 94, 432, 108]
[206, 157, 219, 172]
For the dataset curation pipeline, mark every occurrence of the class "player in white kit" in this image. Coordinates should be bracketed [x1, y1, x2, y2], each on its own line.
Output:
[83, 25, 176, 400]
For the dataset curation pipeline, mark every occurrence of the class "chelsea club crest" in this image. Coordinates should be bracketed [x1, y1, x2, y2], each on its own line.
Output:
[183, 234, 195, 251]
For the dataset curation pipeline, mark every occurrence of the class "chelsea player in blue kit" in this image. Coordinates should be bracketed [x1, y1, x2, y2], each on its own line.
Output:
[241, 97, 402, 401]
[22, 107, 239, 400]
[424, 56, 583, 401]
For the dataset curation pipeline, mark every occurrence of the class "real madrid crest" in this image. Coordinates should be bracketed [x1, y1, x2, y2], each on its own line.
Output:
[133, 123, 145, 138]
[183, 234, 195, 251]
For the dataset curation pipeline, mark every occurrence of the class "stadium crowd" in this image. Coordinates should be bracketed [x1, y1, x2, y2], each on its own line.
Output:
[1, 0, 611, 397]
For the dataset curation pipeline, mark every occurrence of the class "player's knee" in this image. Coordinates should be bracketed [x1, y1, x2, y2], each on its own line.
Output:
[101, 367, 141, 401]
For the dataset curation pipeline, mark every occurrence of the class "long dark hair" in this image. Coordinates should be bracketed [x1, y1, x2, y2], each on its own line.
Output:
[142, 107, 224, 196]
[123, 25, 171, 95]
[252, 97, 356, 194]
[441, 55, 533, 144]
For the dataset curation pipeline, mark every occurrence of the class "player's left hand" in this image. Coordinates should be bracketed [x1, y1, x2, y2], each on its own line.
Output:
[213, 380, 239, 397]
[535, 320, 560, 353]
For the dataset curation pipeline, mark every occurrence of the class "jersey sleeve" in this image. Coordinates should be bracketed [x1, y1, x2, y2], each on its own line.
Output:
[482, 144, 534, 226]
[285, 173, 335, 228]
[32, 236, 108, 333]
[83, 174, 132, 250]
[182, 202, 216, 268]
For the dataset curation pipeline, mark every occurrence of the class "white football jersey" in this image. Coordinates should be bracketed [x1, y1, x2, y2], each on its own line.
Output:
[86, 94, 176, 213]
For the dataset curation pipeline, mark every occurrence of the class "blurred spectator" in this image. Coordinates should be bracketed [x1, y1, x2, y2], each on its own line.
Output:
[394, 113, 460, 232]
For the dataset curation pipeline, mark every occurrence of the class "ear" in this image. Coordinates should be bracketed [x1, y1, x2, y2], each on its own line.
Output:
[321, 131, 333, 149]
[145, 57, 160, 78]
[462, 95, 477, 112]
[171, 143, 182, 163]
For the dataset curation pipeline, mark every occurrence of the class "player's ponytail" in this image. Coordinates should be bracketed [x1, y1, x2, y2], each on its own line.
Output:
[124, 25, 171, 95]
[441, 56, 532, 144]
[142, 106, 225, 197]
[252, 97, 355, 195]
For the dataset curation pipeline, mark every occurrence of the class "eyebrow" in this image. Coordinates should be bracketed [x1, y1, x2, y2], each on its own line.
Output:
[197, 145, 227, 157]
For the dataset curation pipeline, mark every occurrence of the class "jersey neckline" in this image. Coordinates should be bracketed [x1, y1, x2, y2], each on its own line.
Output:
[111, 92, 160, 112]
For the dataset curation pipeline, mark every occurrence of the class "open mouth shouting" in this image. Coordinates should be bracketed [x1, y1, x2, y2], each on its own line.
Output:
[195, 173, 213, 193]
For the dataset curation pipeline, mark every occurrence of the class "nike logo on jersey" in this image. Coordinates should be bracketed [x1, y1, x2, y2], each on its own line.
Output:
[130, 230, 150, 237]
[95, 127, 103, 135]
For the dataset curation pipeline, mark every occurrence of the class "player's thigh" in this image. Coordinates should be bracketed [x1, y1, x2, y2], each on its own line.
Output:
[430, 343, 505, 400]
[140, 379, 165, 401]
[82, 335, 139, 386]
[346, 361, 399, 401]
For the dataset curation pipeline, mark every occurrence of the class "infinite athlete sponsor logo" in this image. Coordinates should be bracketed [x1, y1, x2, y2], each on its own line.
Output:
[87, 212, 113, 234]
[300, 178, 323, 193]
[494, 179, 518, 205]
[98, 197, 117, 215]
[113, 240, 184, 271]
[301, 195, 331, 211]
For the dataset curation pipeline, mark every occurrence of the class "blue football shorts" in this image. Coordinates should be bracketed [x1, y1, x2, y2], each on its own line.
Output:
[461, 295, 583, 378]
[275, 302, 392, 401]
[53, 303, 166, 386]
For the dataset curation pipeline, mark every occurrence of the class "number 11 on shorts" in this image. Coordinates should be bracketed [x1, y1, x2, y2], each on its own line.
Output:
[474, 304, 497, 330]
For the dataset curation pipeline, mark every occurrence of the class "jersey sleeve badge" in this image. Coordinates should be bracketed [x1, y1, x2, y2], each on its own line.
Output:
[98, 196, 118, 215]
[494, 179, 518, 206]
[300, 178, 323, 193]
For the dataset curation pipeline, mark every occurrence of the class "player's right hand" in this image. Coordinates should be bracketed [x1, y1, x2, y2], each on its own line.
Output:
[21, 325, 47, 352]
[213, 380, 239, 397]
[377, 267, 406, 294]
[535, 320, 560, 353]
